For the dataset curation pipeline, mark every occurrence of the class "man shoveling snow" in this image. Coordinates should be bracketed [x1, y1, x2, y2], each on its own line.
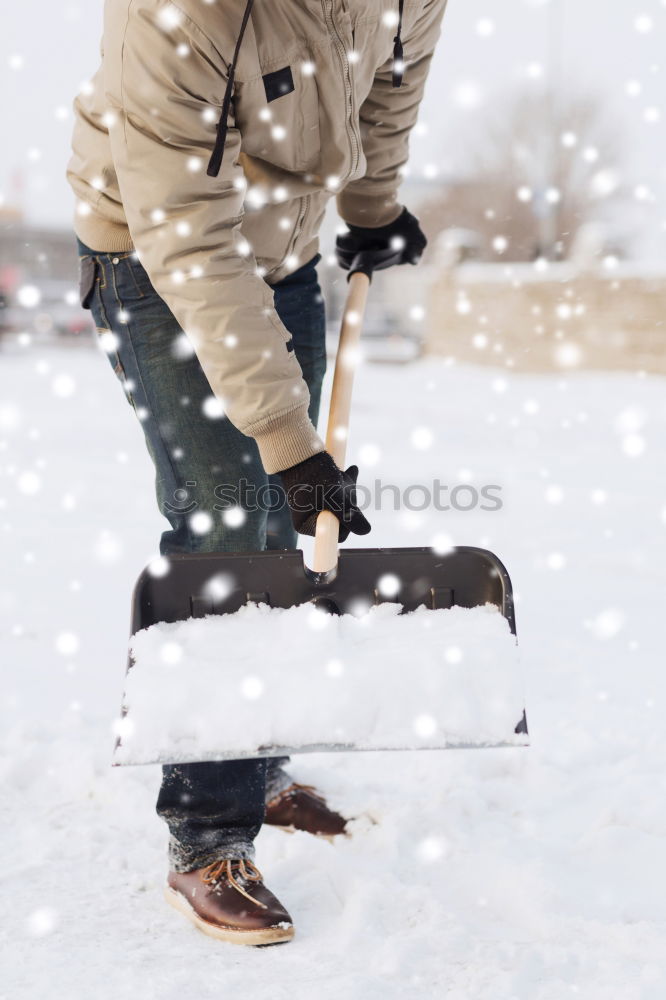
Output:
[66, 0, 447, 945]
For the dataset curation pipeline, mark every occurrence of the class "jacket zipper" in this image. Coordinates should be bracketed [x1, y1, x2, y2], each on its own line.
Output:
[322, 0, 360, 178]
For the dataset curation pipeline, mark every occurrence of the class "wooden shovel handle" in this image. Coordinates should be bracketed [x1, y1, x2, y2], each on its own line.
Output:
[311, 270, 371, 573]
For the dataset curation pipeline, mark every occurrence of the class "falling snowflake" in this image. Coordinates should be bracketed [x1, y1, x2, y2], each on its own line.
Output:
[52, 374, 76, 398]
[241, 676, 264, 699]
[475, 17, 494, 37]
[453, 81, 483, 110]
[413, 714, 437, 738]
[223, 507, 246, 528]
[411, 426, 434, 450]
[358, 443, 381, 466]
[202, 573, 234, 602]
[189, 511, 213, 535]
[416, 836, 449, 862]
[377, 573, 401, 598]
[17, 471, 41, 495]
[444, 646, 463, 664]
[308, 608, 331, 631]
[160, 642, 183, 665]
[587, 608, 625, 640]
[147, 556, 171, 578]
[430, 533, 454, 555]
[554, 342, 582, 368]
[17, 285, 41, 308]
[545, 485, 563, 504]
[326, 659, 344, 678]
[112, 716, 135, 740]
[621, 433, 646, 457]
[0, 404, 21, 431]
[26, 909, 58, 937]
[202, 396, 225, 419]
[94, 530, 123, 564]
[634, 14, 653, 33]
[157, 4, 183, 30]
[55, 631, 80, 656]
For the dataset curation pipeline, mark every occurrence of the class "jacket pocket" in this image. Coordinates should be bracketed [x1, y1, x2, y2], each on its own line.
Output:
[78, 256, 98, 310]
[236, 67, 320, 173]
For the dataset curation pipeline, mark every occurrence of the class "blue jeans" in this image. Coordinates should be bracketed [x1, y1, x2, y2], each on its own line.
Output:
[76, 235, 327, 870]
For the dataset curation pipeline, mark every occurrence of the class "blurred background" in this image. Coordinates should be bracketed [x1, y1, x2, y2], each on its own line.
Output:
[2, 0, 666, 368]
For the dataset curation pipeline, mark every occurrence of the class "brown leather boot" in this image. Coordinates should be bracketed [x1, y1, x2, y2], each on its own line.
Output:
[264, 782, 349, 839]
[165, 858, 294, 946]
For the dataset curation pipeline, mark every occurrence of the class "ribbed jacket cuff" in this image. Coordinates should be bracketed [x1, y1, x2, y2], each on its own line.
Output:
[74, 211, 135, 253]
[248, 405, 325, 474]
[336, 189, 403, 229]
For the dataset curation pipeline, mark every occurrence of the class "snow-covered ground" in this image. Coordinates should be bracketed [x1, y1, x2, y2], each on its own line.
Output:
[1, 340, 665, 998]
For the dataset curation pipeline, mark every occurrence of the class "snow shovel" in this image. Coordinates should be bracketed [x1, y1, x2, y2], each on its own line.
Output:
[113, 257, 528, 765]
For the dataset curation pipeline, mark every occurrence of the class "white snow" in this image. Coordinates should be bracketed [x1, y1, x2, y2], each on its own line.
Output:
[2, 344, 666, 997]
[118, 602, 526, 764]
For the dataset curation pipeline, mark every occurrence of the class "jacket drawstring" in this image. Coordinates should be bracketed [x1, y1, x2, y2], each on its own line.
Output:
[207, 0, 255, 177]
[392, 0, 405, 88]
[207, 0, 405, 178]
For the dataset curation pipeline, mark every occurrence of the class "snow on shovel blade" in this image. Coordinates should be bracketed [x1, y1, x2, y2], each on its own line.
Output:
[113, 546, 529, 765]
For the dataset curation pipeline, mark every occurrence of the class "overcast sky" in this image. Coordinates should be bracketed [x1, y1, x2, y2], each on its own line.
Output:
[2, 0, 665, 257]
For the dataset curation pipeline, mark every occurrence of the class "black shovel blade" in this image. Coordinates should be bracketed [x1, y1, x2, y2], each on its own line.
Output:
[131, 545, 516, 632]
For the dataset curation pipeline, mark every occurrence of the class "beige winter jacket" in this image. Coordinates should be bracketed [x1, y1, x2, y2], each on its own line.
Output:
[66, 0, 447, 473]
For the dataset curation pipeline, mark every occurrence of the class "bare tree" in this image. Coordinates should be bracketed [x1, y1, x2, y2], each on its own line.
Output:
[418, 89, 628, 262]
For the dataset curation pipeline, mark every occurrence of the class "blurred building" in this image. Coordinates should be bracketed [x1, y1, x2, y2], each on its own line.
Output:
[425, 232, 666, 375]
[0, 205, 90, 342]
[0, 206, 80, 291]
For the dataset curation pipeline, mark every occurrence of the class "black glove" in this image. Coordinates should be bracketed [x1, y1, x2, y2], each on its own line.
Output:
[335, 206, 427, 274]
[278, 451, 371, 541]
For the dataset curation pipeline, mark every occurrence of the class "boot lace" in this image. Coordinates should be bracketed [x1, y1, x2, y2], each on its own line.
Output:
[271, 781, 327, 805]
[201, 858, 267, 910]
